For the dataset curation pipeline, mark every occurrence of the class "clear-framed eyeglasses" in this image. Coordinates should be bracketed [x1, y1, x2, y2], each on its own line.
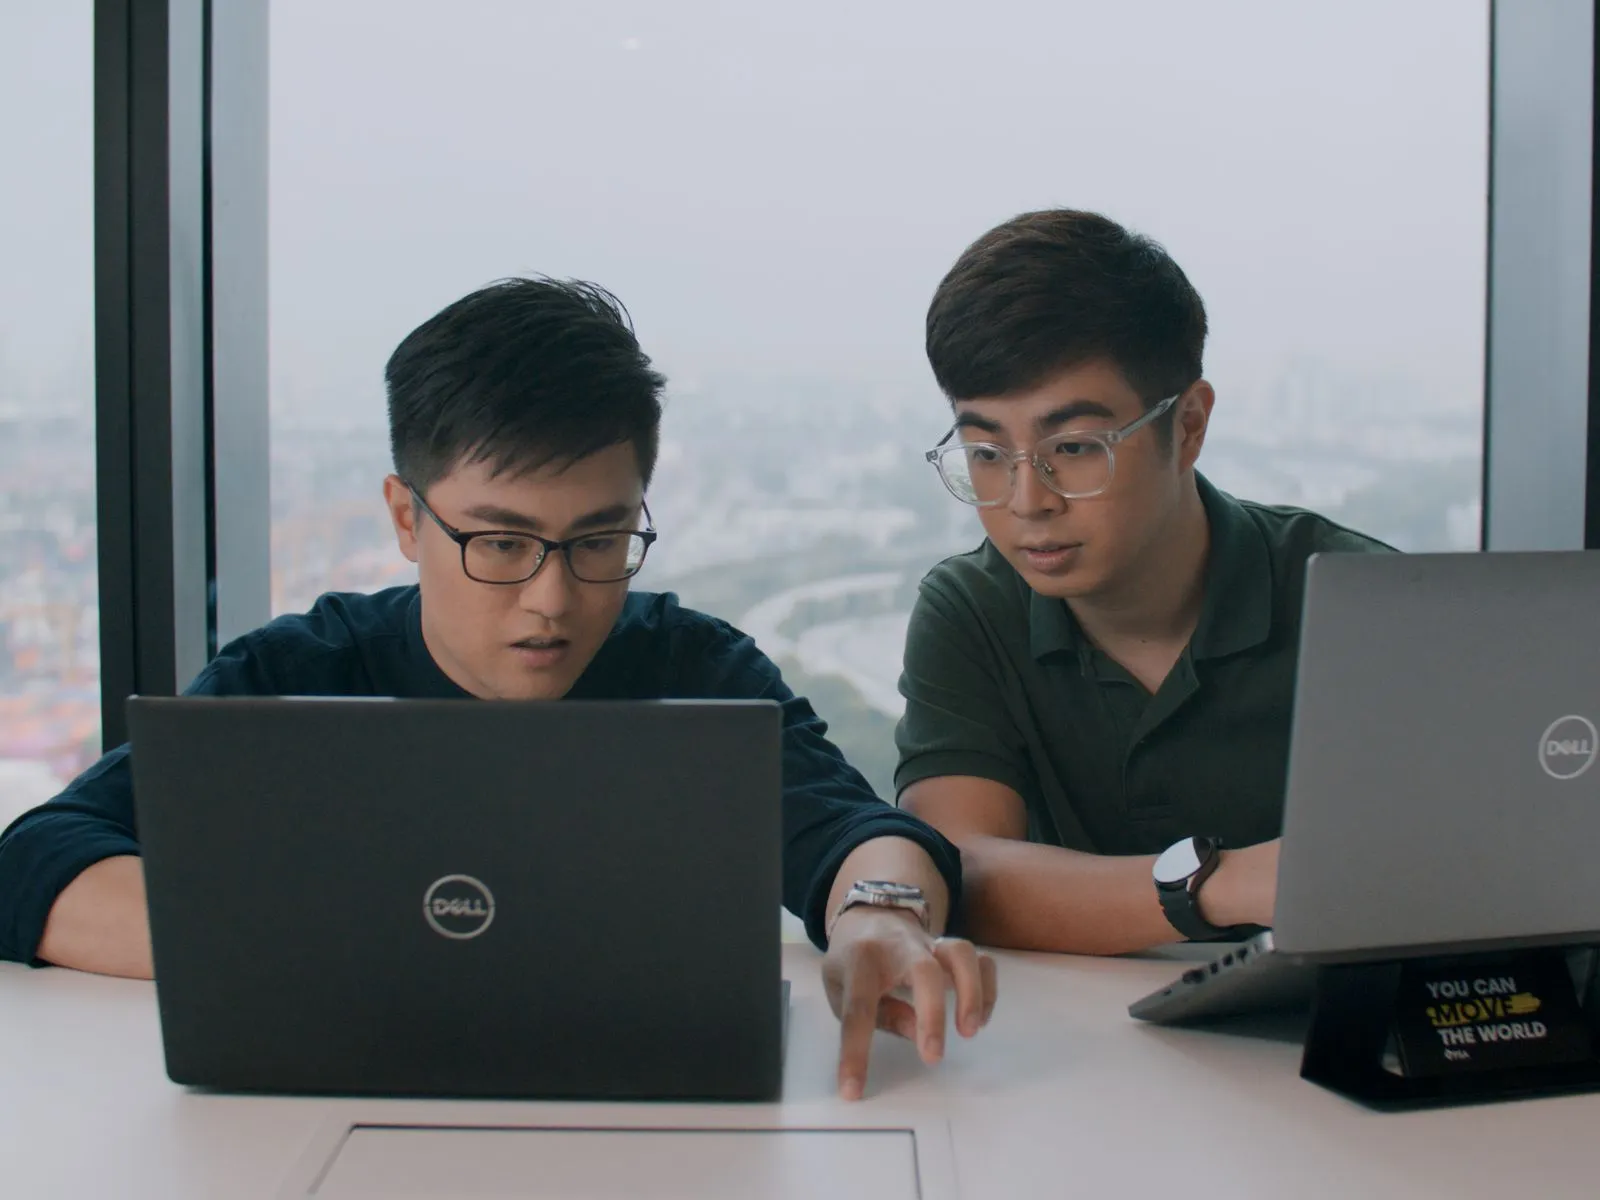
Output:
[406, 484, 657, 584]
[924, 392, 1181, 507]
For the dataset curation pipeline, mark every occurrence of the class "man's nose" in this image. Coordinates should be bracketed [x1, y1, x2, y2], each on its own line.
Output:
[1008, 455, 1067, 520]
[517, 551, 576, 618]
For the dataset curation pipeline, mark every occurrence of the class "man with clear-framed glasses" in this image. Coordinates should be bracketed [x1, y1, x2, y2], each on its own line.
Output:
[897, 210, 1394, 955]
[924, 391, 1179, 511]
[0, 276, 997, 1100]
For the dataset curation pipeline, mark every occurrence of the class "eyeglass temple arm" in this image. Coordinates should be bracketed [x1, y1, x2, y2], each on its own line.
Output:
[926, 426, 958, 460]
[1111, 392, 1181, 440]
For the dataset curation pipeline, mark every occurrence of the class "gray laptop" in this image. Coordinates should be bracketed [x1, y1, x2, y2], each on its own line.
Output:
[1131, 550, 1600, 1024]
[128, 696, 786, 1099]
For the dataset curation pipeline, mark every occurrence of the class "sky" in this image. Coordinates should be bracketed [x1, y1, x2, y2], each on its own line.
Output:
[1, 0, 1490, 429]
[0, 3, 93, 412]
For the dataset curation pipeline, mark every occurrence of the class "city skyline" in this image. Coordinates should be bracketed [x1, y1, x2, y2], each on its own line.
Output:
[1, 342, 1483, 809]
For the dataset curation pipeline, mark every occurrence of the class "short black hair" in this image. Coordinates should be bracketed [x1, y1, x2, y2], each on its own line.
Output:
[926, 209, 1207, 408]
[386, 276, 666, 493]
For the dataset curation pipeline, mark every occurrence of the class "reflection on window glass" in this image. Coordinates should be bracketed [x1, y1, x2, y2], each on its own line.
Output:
[270, 0, 1488, 797]
[0, 3, 98, 827]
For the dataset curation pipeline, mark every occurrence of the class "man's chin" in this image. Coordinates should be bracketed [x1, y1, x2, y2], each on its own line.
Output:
[1005, 552, 1095, 600]
[489, 671, 577, 702]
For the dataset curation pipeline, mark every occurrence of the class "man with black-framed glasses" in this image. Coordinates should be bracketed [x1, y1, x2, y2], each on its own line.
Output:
[897, 210, 1395, 956]
[0, 276, 997, 1100]
[407, 485, 658, 588]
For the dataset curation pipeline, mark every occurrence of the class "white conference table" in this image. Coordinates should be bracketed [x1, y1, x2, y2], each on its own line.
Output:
[3, 938, 1597, 1199]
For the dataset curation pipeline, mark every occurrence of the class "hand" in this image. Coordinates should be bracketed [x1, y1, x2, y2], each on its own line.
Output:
[821, 907, 997, 1101]
[1198, 838, 1280, 929]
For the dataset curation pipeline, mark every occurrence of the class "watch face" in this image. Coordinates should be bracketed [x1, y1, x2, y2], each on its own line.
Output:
[1152, 837, 1205, 886]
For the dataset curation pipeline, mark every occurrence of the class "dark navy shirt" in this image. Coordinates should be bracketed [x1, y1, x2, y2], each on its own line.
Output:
[0, 587, 961, 962]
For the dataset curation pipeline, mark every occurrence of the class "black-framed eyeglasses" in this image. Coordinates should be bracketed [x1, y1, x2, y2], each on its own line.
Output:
[406, 484, 658, 584]
[924, 392, 1181, 507]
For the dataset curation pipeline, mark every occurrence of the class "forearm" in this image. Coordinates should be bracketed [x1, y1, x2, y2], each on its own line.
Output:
[957, 835, 1269, 955]
[956, 835, 1169, 954]
[37, 856, 154, 979]
[825, 836, 951, 939]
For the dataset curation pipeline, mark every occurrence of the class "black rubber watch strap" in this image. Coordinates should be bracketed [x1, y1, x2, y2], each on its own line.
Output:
[1157, 881, 1230, 941]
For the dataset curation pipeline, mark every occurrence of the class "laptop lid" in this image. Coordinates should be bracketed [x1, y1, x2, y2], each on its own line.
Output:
[128, 696, 783, 1100]
[1274, 550, 1600, 962]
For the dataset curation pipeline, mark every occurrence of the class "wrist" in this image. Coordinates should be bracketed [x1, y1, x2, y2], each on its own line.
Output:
[827, 903, 925, 946]
[1196, 849, 1264, 929]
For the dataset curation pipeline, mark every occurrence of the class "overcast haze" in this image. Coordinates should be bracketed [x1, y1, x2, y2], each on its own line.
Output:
[0, 1, 1488, 425]
[267, 0, 1488, 428]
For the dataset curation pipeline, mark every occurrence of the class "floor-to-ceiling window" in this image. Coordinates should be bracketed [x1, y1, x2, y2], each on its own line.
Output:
[0, 2, 99, 824]
[267, 0, 1489, 797]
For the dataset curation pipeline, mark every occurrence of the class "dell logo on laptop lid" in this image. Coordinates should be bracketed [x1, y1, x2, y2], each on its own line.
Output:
[423, 874, 496, 939]
[1539, 716, 1598, 781]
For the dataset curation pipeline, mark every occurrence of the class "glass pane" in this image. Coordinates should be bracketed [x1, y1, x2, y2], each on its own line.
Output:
[462, 535, 543, 584]
[270, 0, 1488, 796]
[567, 534, 646, 582]
[0, 4, 98, 828]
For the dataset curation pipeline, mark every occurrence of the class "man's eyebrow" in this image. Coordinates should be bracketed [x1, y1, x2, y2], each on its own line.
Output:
[565, 503, 636, 534]
[460, 502, 637, 535]
[1036, 400, 1117, 430]
[952, 410, 1004, 434]
[952, 399, 1117, 437]
[461, 504, 543, 531]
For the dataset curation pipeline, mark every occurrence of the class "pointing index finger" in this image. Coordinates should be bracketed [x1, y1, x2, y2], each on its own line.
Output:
[835, 958, 883, 1100]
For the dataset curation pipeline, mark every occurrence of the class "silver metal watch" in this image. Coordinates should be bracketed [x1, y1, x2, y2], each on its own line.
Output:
[827, 880, 931, 939]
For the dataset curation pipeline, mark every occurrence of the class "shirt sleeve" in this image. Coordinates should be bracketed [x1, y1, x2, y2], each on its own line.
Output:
[0, 635, 277, 965]
[894, 577, 1035, 800]
[671, 614, 964, 950]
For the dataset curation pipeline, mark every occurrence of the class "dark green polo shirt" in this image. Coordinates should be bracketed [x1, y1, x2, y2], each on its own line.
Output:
[894, 474, 1395, 855]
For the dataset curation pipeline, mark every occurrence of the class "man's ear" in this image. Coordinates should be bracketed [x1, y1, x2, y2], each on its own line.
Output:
[382, 474, 421, 563]
[1174, 381, 1215, 472]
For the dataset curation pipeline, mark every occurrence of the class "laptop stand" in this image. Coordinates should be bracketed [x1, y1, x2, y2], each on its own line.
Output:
[1300, 950, 1600, 1110]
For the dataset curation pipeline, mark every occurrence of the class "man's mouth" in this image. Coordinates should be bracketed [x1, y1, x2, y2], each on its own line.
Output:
[1016, 541, 1083, 573]
[510, 636, 570, 666]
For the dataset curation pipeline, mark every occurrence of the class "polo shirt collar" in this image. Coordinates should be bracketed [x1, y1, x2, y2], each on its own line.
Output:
[1028, 582, 1082, 662]
[1189, 474, 1274, 660]
[1026, 472, 1274, 664]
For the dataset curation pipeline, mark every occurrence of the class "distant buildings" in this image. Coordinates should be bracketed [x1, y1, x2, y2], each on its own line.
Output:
[0, 360, 1482, 810]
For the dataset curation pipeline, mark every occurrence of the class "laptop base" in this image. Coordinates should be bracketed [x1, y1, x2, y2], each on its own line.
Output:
[1301, 954, 1600, 1111]
[1127, 932, 1312, 1024]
